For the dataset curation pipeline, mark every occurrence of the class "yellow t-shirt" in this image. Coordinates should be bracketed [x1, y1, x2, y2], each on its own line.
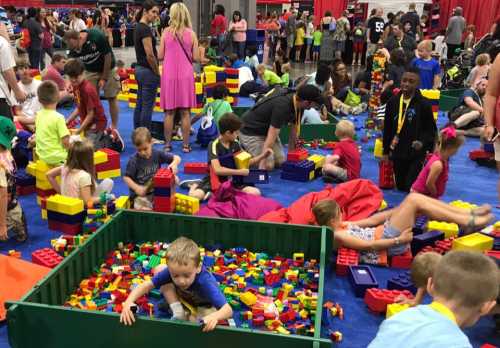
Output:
[263, 69, 282, 86]
[295, 28, 305, 46]
[35, 108, 70, 165]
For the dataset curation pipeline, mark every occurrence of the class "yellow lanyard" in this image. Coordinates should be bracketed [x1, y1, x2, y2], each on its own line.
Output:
[429, 301, 457, 324]
[397, 95, 411, 134]
[293, 95, 301, 136]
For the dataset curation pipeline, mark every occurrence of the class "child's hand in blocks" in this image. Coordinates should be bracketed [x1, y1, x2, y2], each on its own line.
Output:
[120, 301, 137, 326]
[201, 312, 219, 332]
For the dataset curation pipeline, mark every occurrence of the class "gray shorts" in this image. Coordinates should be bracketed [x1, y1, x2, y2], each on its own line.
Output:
[239, 132, 285, 169]
[287, 34, 295, 47]
[323, 166, 348, 182]
[85, 67, 121, 99]
[494, 139, 500, 162]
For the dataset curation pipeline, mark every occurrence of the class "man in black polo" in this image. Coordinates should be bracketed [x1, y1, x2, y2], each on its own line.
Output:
[239, 85, 323, 171]
[64, 29, 120, 129]
[384, 23, 417, 62]
[400, 3, 420, 39]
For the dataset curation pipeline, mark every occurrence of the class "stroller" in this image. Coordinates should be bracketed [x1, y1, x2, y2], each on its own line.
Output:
[441, 50, 473, 89]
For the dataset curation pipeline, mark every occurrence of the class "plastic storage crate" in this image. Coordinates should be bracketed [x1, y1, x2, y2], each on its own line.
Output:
[6, 211, 332, 348]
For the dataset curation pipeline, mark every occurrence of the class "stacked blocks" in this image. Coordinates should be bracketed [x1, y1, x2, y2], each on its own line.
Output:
[469, 149, 495, 168]
[281, 160, 315, 182]
[336, 248, 359, 276]
[364, 288, 414, 313]
[115, 196, 130, 210]
[391, 249, 413, 269]
[379, 160, 394, 189]
[411, 230, 444, 255]
[233, 169, 269, 185]
[307, 154, 325, 179]
[30, 160, 57, 205]
[234, 151, 252, 170]
[32, 248, 64, 268]
[426, 221, 459, 239]
[386, 303, 410, 318]
[46, 195, 86, 235]
[184, 162, 209, 174]
[153, 168, 176, 213]
[420, 90, 440, 121]
[348, 265, 379, 297]
[387, 271, 417, 293]
[452, 233, 493, 252]
[95, 149, 121, 180]
[174, 193, 199, 215]
[287, 148, 309, 162]
[373, 138, 383, 158]
[15, 169, 35, 196]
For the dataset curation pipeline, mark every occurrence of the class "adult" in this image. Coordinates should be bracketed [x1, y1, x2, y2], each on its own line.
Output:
[304, 15, 314, 63]
[68, 9, 86, 32]
[159, 2, 199, 153]
[285, 9, 297, 60]
[384, 23, 417, 62]
[400, 3, 420, 39]
[42, 53, 72, 105]
[210, 4, 227, 55]
[25, 8, 43, 70]
[239, 85, 323, 171]
[383, 49, 407, 91]
[133, 0, 160, 132]
[445, 7, 466, 60]
[64, 29, 120, 129]
[0, 32, 26, 119]
[450, 78, 488, 137]
[366, 8, 385, 56]
[265, 13, 280, 62]
[319, 21, 335, 64]
[332, 11, 350, 60]
[39, 9, 55, 71]
[228, 11, 247, 59]
[382, 67, 437, 192]
[102, 8, 114, 48]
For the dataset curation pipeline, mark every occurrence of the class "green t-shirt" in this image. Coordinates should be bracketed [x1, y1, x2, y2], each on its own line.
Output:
[207, 47, 217, 59]
[263, 69, 282, 86]
[35, 109, 70, 165]
[69, 29, 115, 73]
[313, 30, 322, 46]
[203, 99, 233, 124]
[281, 73, 290, 87]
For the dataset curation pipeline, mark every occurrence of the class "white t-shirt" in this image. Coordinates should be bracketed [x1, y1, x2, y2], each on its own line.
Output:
[12, 79, 42, 118]
[0, 35, 15, 101]
[434, 35, 447, 59]
[306, 22, 314, 39]
[69, 18, 87, 32]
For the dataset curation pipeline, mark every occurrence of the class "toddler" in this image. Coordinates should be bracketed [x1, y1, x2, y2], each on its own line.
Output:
[280, 62, 290, 88]
[466, 53, 491, 88]
[295, 22, 305, 62]
[256, 64, 282, 87]
[411, 40, 441, 89]
[312, 26, 322, 63]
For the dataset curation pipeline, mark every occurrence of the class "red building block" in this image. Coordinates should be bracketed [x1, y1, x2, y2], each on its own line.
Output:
[153, 168, 174, 187]
[153, 195, 176, 213]
[379, 160, 395, 189]
[184, 162, 209, 174]
[32, 248, 64, 268]
[36, 187, 57, 198]
[364, 288, 414, 313]
[252, 316, 265, 326]
[486, 250, 500, 260]
[287, 148, 309, 162]
[336, 248, 359, 276]
[17, 185, 36, 196]
[48, 220, 82, 235]
[391, 249, 413, 269]
[434, 237, 455, 254]
[95, 148, 121, 172]
[469, 149, 494, 161]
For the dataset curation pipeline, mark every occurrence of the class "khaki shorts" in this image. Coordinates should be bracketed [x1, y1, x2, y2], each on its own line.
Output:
[239, 132, 285, 169]
[494, 139, 500, 162]
[85, 67, 121, 99]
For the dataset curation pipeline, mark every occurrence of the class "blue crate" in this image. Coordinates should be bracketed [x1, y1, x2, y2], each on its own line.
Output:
[233, 169, 269, 185]
[411, 230, 444, 255]
[387, 271, 417, 294]
[348, 265, 379, 297]
[15, 170, 35, 186]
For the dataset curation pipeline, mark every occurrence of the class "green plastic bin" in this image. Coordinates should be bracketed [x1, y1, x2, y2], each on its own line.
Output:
[439, 88, 465, 112]
[7, 211, 333, 348]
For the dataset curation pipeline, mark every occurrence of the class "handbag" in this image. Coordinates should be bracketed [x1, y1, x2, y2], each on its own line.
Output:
[196, 104, 219, 147]
[344, 89, 361, 107]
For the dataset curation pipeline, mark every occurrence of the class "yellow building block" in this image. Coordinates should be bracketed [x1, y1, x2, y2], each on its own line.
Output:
[97, 169, 121, 180]
[379, 200, 388, 211]
[36, 178, 53, 190]
[449, 200, 477, 210]
[235, 151, 252, 169]
[26, 161, 37, 176]
[308, 170, 315, 181]
[203, 65, 225, 73]
[94, 151, 108, 165]
[226, 78, 239, 85]
[374, 138, 384, 158]
[452, 233, 493, 252]
[46, 194, 84, 215]
[420, 89, 440, 100]
[307, 154, 325, 169]
[117, 93, 130, 102]
[174, 193, 200, 215]
[204, 71, 216, 84]
[115, 196, 130, 210]
[427, 221, 459, 238]
[240, 291, 257, 306]
[41, 208, 47, 220]
[129, 102, 136, 109]
[195, 82, 203, 95]
[191, 108, 203, 114]
[128, 83, 138, 90]
[386, 303, 410, 318]
[34, 160, 54, 181]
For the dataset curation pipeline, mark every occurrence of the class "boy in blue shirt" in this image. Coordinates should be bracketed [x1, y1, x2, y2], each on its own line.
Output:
[369, 250, 499, 348]
[120, 236, 233, 332]
[411, 40, 441, 89]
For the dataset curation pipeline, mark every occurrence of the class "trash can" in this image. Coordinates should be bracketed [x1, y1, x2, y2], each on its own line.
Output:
[246, 29, 266, 63]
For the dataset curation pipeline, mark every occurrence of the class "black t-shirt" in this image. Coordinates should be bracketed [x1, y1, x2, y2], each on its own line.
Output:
[354, 70, 371, 89]
[400, 12, 420, 37]
[208, 138, 242, 182]
[134, 23, 157, 70]
[368, 16, 385, 44]
[69, 29, 115, 73]
[26, 18, 42, 46]
[241, 93, 296, 136]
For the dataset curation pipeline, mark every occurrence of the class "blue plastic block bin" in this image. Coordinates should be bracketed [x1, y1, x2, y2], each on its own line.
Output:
[387, 271, 417, 294]
[348, 265, 379, 297]
[411, 230, 444, 255]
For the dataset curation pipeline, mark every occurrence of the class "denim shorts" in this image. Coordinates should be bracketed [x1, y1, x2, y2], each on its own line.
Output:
[383, 221, 407, 256]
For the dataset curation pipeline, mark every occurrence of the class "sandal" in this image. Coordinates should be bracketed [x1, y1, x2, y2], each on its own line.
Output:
[182, 144, 192, 153]
[464, 213, 477, 234]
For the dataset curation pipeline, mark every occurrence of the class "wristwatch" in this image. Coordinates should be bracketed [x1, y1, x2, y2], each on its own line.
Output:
[394, 237, 400, 246]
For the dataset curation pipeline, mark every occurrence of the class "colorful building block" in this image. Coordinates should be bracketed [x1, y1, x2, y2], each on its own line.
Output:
[95, 148, 120, 172]
[426, 221, 459, 239]
[281, 160, 315, 182]
[94, 150, 108, 165]
[287, 149, 309, 162]
[153, 168, 175, 187]
[411, 230, 444, 255]
[379, 160, 394, 189]
[32, 248, 64, 268]
[307, 154, 325, 170]
[115, 196, 130, 210]
[174, 193, 200, 215]
[387, 271, 416, 293]
[97, 169, 121, 180]
[386, 303, 410, 318]
[48, 220, 83, 235]
[336, 248, 359, 276]
[234, 151, 252, 170]
[184, 162, 209, 174]
[364, 288, 414, 313]
[452, 233, 494, 252]
[390, 249, 413, 269]
[348, 265, 379, 297]
[46, 195, 84, 215]
[373, 138, 383, 158]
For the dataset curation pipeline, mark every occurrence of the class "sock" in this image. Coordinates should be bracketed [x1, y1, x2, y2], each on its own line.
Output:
[169, 301, 186, 320]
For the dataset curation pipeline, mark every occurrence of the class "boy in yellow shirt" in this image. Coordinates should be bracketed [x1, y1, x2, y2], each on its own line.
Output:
[295, 22, 306, 62]
[256, 64, 282, 87]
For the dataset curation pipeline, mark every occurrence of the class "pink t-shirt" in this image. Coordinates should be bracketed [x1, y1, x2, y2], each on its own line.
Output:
[411, 153, 449, 198]
[61, 166, 92, 199]
[229, 19, 247, 42]
[42, 65, 66, 91]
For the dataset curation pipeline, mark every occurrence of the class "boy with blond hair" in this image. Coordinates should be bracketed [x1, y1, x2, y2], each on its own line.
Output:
[323, 120, 360, 182]
[120, 236, 233, 332]
[411, 40, 441, 89]
[369, 250, 499, 347]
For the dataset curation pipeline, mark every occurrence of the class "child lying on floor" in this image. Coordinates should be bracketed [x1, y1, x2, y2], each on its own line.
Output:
[313, 193, 493, 264]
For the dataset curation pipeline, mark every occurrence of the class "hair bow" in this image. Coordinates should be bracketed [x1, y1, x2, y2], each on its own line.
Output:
[441, 126, 457, 140]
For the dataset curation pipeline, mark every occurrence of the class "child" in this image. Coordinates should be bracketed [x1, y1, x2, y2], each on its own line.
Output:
[0, 117, 27, 242]
[466, 53, 491, 87]
[12, 59, 42, 132]
[411, 40, 441, 89]
[295, 22, 305, 62]
[225, 53, 245, 69]
[322, 120, 360, 183]
[116, 60, 129, 81]
[34, 80, 70, 166]
[245, 45, 259, 74]
[463, 24, 476, 51]
[64, 59, 110, 149]
[352, 22, 365, 66]
[120, 20, 127, 49]
[198, 38, 212, 66]
[312, 194, 493, 265]
[119, 236, 233, 332]
[256, 64, 282, 87]
[200, 85, 233, 126]
[369, 251, 499, 347]
[312, 26, 322, 63]
[411, 127, 465, 199]
[395, 252, 442, 306]
[280, 62, 290, 88]
[207, 38, 219, 62]
[181, 113, 271, 201]
[124, 127, 181, 210]
[46, 139, 114, 204]
[433, 30, 447, 62]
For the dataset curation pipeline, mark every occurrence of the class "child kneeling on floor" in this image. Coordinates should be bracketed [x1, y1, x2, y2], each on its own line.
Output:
[313, 193, 493, 265]
[46, 139, 114, 204]
[182, 113, 272, 201]
[120, 236, 233, 332]
[369, 250, 499, 348]
[124, 127, 181, 210]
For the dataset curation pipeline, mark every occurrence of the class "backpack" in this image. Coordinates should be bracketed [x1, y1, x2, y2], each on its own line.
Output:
[196, 106, 218, 147]
[20, 28, 31, 49]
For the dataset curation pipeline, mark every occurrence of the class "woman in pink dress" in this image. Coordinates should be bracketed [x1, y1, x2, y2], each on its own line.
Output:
[159, 2, 199, 152]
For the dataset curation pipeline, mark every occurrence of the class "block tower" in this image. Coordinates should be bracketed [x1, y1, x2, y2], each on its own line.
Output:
[153, 168, 176, 213]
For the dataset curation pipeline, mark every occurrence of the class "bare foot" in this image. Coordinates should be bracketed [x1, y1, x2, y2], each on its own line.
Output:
[473, 204, 492, 216]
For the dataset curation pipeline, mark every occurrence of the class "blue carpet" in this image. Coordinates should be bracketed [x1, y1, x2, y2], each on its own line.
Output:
[0, 103, 499, 347]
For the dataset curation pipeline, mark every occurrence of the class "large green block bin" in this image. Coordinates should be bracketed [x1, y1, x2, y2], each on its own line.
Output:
[439, 88, 465, 112]
[7, 211, 333, 348]
[280, 114, 340, 144]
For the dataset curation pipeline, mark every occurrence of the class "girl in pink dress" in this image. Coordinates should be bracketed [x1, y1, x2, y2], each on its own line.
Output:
[159, 2, 199, 153]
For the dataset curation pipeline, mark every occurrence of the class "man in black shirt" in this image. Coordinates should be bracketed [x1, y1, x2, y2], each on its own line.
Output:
[239, 85, 323, 170]
[400, 3, 420, 39]
[25, 8, 43, 70]
[384, 24, 417, 62]
[367, 7, 385, 56]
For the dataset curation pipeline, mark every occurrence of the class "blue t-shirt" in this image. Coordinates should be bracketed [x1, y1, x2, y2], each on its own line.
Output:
[458, 88, 481, 107]
[411, 58, 441, 89]
[368, 305, 472, 348]
[152, 266, 227, 309]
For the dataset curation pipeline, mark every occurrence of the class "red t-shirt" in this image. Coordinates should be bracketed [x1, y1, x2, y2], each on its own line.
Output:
[42, 65, 66, 91]
[333, 138, 361, 180]
[211, 15, 227, 35]
[74, 80, 107, 132]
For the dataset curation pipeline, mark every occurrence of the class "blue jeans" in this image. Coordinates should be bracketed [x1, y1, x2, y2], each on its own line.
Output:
[233, 41, 245, 59]
[133, 66, 160, 130]
[27, 46, 42, 70]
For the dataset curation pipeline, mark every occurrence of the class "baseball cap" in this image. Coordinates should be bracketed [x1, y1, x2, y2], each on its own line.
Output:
[297, 84, 323, 105]
[0, 117, 16, 150]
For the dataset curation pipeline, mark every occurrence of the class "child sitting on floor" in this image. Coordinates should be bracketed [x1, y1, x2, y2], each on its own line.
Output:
[411, 126, 465, 199]
[198, 38, 212, 66]
[323, 120, 360, 183]
[256, 64, 282, 87]
[465, 53, 491, 88]
[46, 139, 114, 205]
[280, 62, 291, 88]
[120, 236, 233, 332]
[12, 59, 41, 132]
[369, 251, 499, 348]
[181, 113, 272, 201]
[0, 118, 27, 242]
[124, 127, 180, 210]
[201, 85, 233, 126]
[312, 193, 493, 264]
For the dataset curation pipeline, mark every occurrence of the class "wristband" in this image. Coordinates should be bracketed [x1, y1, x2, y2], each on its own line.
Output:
[394, 237, 400, 246]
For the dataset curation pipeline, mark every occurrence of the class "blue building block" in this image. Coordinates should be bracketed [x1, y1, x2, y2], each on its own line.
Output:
[484, 143, 494, 153]
[411, 230, 444, 255]
[203, 255, 215, 267]
[215, 71, 227, 81]
[348, 265, 379, 297]
[15, 169, 36, 186]
[494, 238, 500, 251]
[154, 187, 172, 197]
[233, 169, 269, 185]
[281, 160, 315, 182]
[47, 210, 86, 224]
[218, 153, 236, 169]
[413, 216, 428, 235]
[387, 271, 417, 294]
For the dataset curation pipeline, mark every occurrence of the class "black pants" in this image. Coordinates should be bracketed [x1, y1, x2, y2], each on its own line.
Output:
[393, 157, 425, 192]
[0, 99, 12, 120]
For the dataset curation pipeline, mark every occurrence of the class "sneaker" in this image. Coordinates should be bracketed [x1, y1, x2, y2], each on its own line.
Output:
[152, 137, 165, 145]
[15, 211, 28, 243]
[179, 179, 202, 190]
[107, 128, 125, 152]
